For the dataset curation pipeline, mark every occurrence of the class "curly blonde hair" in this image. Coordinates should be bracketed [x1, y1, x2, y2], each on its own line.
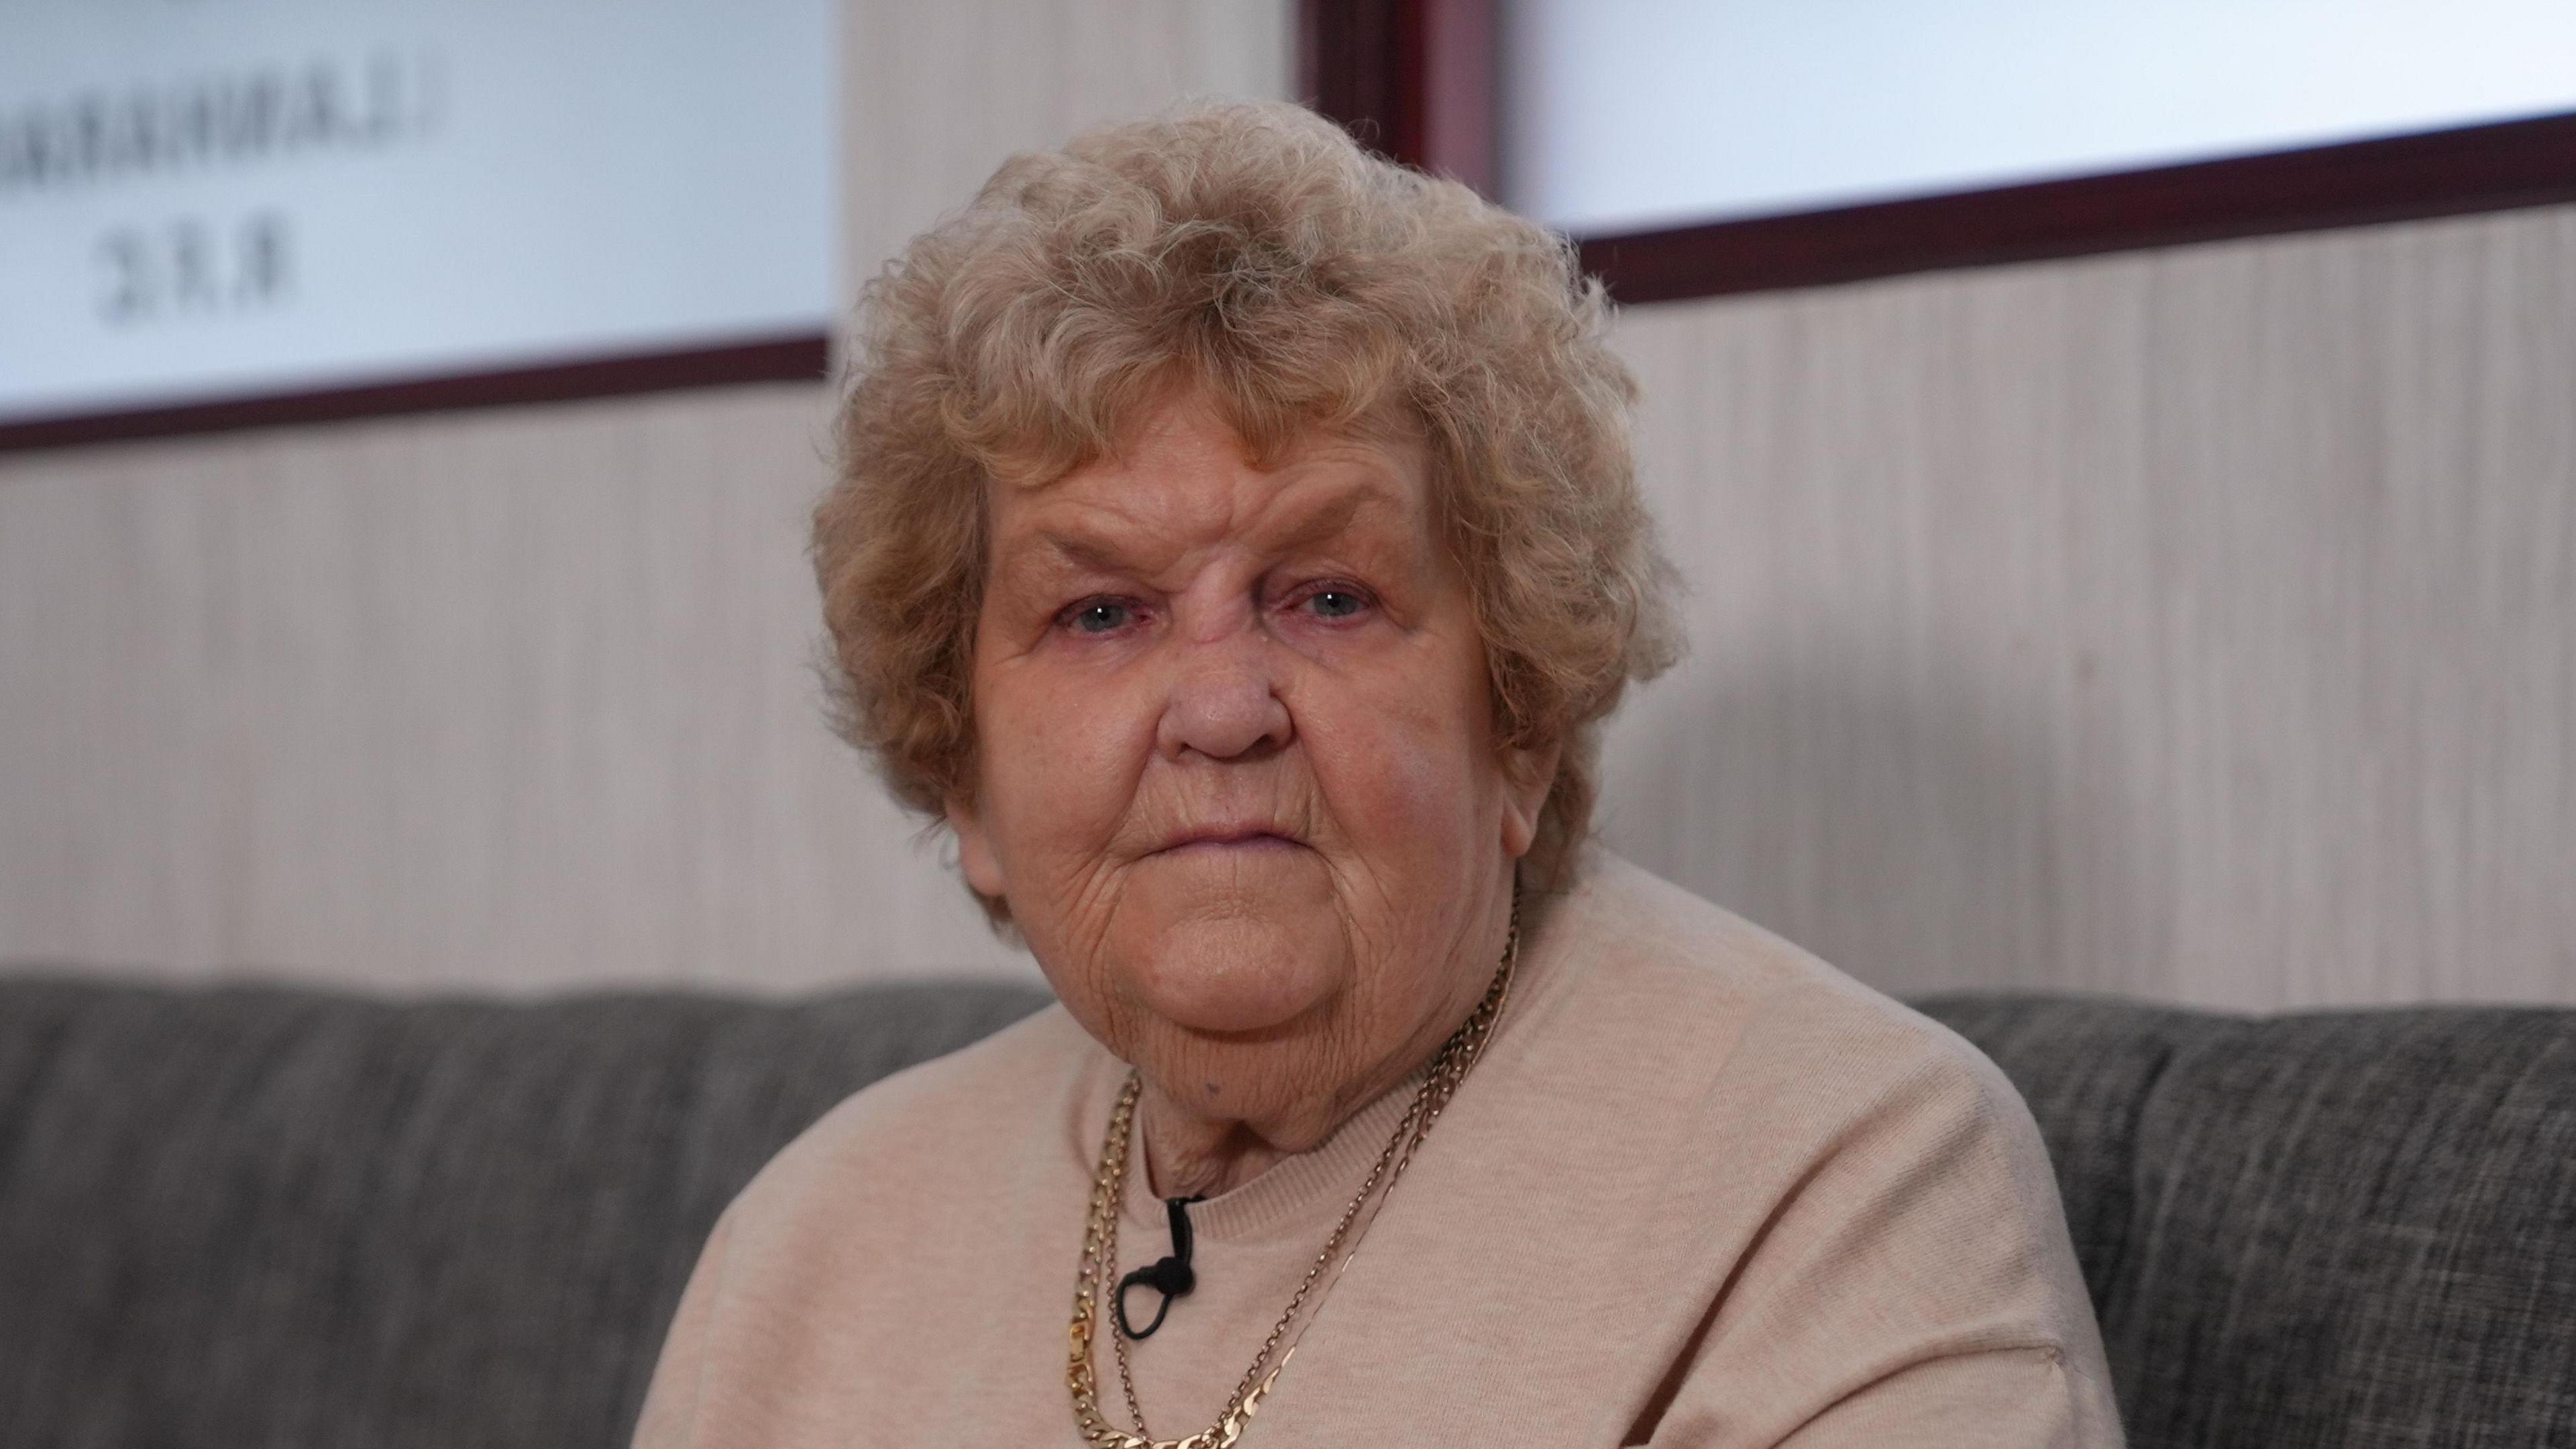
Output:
[814, 101, 1676, 913]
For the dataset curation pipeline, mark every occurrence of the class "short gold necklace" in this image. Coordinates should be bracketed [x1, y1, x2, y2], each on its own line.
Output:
[1065, 897, 1520, 1449]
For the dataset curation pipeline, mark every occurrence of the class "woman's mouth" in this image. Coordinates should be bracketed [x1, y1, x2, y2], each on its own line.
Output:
[1159, 828, 1301, 855]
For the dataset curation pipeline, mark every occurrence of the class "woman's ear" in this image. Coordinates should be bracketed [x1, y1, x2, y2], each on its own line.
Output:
[946, 797, 1008, 898]
[1499, 741, 1562, 860]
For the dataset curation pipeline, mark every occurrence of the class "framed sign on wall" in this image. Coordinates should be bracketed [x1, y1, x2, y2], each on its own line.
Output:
[0, 0, 837, 451]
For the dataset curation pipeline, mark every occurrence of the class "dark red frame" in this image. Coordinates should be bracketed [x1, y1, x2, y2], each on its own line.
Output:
[1301, 0, 1498, 197]
[1, 332, 832, 455]
[1300, 0, 2576, 304]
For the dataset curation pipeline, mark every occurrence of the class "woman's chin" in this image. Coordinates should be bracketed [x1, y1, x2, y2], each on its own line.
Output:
[1121, 918, 1344, 1036]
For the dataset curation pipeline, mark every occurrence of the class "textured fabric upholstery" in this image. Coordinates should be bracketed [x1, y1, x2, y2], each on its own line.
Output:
[3, 975, 2569, 1448]
[1919, 996, 2576, 1449]
[0, 974, 1051, 1449]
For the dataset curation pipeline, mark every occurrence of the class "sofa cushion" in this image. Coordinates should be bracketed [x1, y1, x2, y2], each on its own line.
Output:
[1927, 997, 2576, 1449]
[0, 974, 1051, 1449]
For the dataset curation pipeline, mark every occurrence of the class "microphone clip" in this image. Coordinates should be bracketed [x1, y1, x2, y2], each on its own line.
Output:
[1114, 1196, 1203, 1340]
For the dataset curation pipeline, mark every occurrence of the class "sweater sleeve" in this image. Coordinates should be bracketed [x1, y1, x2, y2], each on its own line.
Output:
[1633, 1016, 2125, 1448]
[1772, 1346, 2092, 1446]
[630, 1210, 736, 1449]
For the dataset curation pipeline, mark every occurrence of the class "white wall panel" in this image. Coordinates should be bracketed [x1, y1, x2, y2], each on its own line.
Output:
[0, 386, 1029, 989]
[1602, 204, 2575, 1009]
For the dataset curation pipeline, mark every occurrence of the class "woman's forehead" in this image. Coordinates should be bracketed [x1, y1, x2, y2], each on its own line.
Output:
[992, 405, 1433, 568]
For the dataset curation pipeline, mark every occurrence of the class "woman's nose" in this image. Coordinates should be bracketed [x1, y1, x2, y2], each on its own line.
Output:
[1158, 638, 1292, 763]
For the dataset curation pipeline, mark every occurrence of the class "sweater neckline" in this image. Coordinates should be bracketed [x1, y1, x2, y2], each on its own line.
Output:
[1117, 1061, 1427, 1245]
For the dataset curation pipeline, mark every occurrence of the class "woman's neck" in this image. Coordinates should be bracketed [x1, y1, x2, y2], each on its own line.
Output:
[1134, 1100, 1301, 1199]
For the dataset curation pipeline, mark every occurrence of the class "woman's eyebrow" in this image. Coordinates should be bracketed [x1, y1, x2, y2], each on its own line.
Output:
[1244, 474, 1432, 566]
[1030, 533, 1129, 573]
[1262, 486, 1376, 553]
[987, 523, 1153, 586]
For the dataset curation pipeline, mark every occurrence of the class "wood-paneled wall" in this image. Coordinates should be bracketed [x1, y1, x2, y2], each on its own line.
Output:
[1603, 204, 2575, 1010]
[0, 385, 1034, 989]
[3, 3, 2566, 1006]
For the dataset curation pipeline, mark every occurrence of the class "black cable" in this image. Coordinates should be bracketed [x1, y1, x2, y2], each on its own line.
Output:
[1114, 1195, 1203, 1340]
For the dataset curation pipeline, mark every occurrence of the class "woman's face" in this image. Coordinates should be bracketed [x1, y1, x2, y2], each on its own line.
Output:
[950, 394, 1554, 1138]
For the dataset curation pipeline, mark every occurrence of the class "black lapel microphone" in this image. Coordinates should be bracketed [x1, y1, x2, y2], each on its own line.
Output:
[1114, 1196, 1203, 1340]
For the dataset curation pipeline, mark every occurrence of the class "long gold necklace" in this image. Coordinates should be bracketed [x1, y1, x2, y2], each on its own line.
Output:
[1065, 898, 1520, 1449]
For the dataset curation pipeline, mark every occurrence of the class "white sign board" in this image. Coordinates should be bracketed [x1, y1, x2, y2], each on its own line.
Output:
[0, 0, 835, 425]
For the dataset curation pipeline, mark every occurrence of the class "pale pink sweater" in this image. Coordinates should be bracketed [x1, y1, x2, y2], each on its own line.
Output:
[634, 854, 2125, 1446]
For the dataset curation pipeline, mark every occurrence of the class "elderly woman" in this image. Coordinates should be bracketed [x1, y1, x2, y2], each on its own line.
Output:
[635, 102, 2120, 1448]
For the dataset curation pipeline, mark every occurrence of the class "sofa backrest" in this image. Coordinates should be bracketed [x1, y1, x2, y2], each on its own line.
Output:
[0, 975, 1050, 1449]
[1920, 995, 2576, 1449]
[3, 975, 2569, 1448]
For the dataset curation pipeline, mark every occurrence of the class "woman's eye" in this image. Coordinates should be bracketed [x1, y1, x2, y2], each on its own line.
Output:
[1302, 588, 1369, 621]
[1064, 598, 1138, 635]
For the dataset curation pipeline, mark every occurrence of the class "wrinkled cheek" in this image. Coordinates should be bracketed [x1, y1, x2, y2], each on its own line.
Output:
[981, 694, 1150, 1049]
[1357, 739, 1463, 850]
[1313, 690, 1495, 883]
[979, 672, 1153, 902]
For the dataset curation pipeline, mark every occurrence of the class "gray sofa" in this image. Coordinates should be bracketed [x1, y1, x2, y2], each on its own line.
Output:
[1, 974, 2569, 1448]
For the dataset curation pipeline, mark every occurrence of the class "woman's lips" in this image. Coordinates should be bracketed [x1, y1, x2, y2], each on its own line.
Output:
[1157, 829, 1301, 854]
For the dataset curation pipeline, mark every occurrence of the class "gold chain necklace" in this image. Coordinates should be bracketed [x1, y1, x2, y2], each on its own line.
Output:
[1065, 898, 1521, 1449]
